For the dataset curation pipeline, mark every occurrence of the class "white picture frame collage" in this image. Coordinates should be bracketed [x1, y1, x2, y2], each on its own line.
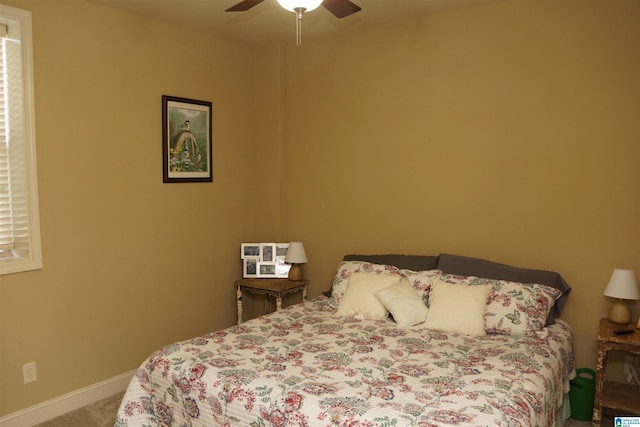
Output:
[241, 243, 291, 278]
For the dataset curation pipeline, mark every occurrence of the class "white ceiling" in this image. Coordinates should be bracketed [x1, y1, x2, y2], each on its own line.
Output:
[86, 0, 503, 45]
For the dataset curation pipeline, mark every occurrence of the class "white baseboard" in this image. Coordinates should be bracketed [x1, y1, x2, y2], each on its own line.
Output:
[0, 369, 136, 427]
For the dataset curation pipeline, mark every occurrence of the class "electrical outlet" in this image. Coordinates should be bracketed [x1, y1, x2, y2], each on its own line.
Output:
[23, 362, 37, 384]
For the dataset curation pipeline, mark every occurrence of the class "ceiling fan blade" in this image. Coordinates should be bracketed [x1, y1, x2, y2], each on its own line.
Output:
[225, 0, 266, 12]
[322, 0, 362, 18]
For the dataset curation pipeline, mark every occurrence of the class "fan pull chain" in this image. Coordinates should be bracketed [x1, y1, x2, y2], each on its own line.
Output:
[294, 7, 305, 46]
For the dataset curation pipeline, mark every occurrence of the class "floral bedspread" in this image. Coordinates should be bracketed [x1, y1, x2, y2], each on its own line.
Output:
[115, 297, 574, 427]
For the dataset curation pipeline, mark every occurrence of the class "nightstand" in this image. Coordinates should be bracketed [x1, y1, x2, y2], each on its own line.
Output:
[235, 278, 308, 324]
[592, 318, 640, 426]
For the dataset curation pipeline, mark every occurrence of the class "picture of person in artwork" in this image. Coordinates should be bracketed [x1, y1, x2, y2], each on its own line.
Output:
[246, 259, 257, 275]
[262, 245, 274, 262]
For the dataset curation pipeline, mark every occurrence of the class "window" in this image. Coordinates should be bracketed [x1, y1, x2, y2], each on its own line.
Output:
[0, 4, 41, 275]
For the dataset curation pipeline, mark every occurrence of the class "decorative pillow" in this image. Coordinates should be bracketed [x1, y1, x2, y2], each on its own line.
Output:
[398, 268, 442, 304]
[436, 253, 571, 325]
[484, 279, 562, 335]
[335, 272, 401, 319]
[343, 254, 439, 272]
[324, 255, 439, 298]
[330, 261, 402, 307]
[424, 280, 490, 336]
[375, 279, 428, 328]
[439, 273, 562, 335]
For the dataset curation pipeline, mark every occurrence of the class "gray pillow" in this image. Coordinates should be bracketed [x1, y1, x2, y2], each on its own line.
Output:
[436, 253, 571, 325]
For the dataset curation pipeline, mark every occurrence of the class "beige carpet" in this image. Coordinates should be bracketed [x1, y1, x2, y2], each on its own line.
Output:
[33, 391, 124, 427]
[31, 391, 601, 426]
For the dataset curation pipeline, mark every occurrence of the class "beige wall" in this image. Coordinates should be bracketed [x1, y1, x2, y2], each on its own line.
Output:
[1, 0, 639, 417]
[0, 0, 276, 416]
[282, 0, 640, 374]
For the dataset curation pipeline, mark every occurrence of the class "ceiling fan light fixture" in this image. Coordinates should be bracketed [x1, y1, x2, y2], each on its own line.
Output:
[277, 0, 322, 46]
[277, 0, 323, 13]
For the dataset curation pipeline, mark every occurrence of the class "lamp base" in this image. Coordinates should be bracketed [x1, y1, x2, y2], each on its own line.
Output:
[288, 264, 303, 281]
[607, 301, 631, 324]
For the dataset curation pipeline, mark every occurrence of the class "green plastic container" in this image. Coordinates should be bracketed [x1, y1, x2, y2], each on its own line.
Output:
[569, 368, 595, 421]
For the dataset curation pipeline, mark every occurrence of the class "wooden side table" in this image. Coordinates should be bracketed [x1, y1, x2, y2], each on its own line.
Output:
[235, 278, 309, 324]
[592, 318, 640, 426]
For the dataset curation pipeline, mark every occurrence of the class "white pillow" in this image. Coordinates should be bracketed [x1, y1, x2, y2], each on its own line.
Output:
[335, 272, 400, 319]
[330, 261, 401, 307]
[424, 280, 491, 336]
[375, 280, 428, 328]
[437, 273, 563, 335]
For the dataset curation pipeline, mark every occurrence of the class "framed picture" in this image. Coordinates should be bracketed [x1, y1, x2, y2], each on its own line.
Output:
[162, 95, 213, 183]
[239, 242, 291, 278]
[275, 243, 289, 259]
[260, 243, 276, 263]
[276, 258, 291, 278]
[243, 258, 258, 278]
[257, 262, 277, 277]
[274, 243, 290, 278]
[241, 243, 260, 259]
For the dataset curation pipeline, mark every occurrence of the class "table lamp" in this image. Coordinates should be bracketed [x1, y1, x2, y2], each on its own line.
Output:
[603, 268, 639, 324]
[285, 241, 307, 281]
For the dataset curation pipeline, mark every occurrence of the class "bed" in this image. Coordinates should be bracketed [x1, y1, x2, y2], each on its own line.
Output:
[115, 254, 575, 427]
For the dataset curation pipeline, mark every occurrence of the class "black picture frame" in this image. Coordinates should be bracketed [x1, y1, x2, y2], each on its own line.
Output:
[162, 95, 212, 183]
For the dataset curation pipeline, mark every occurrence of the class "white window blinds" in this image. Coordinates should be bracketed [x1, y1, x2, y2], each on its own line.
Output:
[0, 24, 16, 255]
[0, 5, 42, 275]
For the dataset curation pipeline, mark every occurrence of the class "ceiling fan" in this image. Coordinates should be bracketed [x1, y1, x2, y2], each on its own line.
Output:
[226, 0, 362, 45]
[226, 0, 362, 19]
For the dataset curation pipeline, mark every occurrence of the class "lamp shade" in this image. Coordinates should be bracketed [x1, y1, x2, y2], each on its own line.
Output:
[277, 0, 322, 12]
[604, 269, 640, 300]
[285, 242, 307, 264]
